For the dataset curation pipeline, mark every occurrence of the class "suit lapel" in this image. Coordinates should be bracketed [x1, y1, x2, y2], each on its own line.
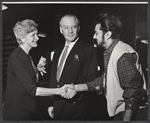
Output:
[19, 47, 35, 76]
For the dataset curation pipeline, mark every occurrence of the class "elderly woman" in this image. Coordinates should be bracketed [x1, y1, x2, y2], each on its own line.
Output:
[3, 19, 75, 120]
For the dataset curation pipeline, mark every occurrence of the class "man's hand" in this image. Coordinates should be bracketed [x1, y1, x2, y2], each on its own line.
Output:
[61, 84, 77, 99]
[123, 109, 133, 121]
[47, 106, 54, 118]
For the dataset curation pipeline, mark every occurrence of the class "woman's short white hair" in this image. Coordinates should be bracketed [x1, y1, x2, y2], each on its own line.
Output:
[13, 19, 38, 44]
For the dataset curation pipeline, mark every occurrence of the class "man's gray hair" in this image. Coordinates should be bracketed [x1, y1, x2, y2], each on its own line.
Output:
[59, 14, 80, 26]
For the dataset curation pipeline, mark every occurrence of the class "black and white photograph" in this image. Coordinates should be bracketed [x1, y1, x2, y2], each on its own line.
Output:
[1, 1, 148, 121]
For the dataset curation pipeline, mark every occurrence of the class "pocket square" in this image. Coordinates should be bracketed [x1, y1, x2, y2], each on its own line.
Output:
[74, 54, 79, 61]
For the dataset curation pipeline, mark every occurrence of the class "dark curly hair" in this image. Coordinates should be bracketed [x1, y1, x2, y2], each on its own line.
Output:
[94, 13, 122, 39]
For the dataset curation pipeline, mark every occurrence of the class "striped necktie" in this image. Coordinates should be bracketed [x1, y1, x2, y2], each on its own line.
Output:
[57, 45, 69, 81]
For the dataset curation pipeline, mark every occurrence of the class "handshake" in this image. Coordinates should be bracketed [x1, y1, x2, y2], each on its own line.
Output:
[59, 84, 77, 99]
[48, 84, 77, 118]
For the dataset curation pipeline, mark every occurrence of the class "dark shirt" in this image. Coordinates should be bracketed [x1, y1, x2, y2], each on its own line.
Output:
[87, 40, 146, 110]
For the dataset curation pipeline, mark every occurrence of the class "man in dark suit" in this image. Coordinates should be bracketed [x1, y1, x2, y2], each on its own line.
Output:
[48, 14, 98, 120]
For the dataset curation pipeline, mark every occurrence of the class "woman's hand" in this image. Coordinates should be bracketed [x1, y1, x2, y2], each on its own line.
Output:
[37, 56, 47, 76]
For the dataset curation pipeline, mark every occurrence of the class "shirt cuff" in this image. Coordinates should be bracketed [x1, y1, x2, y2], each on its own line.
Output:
[123, 88, 147, 110]
[30, 87, 37, 97]
[125, 97, 138, 110]
[125, 99, 133, 110]
[86, 81, 97, 91]
[86, 81, 103, 94]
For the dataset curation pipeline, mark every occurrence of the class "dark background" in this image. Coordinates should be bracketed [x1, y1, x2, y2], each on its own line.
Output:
[2, 3, 148, 120]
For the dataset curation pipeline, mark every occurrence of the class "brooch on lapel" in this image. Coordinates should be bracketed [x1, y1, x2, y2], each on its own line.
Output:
[74, 54, 79, 61]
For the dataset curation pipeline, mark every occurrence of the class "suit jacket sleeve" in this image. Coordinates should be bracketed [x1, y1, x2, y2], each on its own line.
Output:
[11, 56, 37, 97]
[81, 46, 98, 83]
